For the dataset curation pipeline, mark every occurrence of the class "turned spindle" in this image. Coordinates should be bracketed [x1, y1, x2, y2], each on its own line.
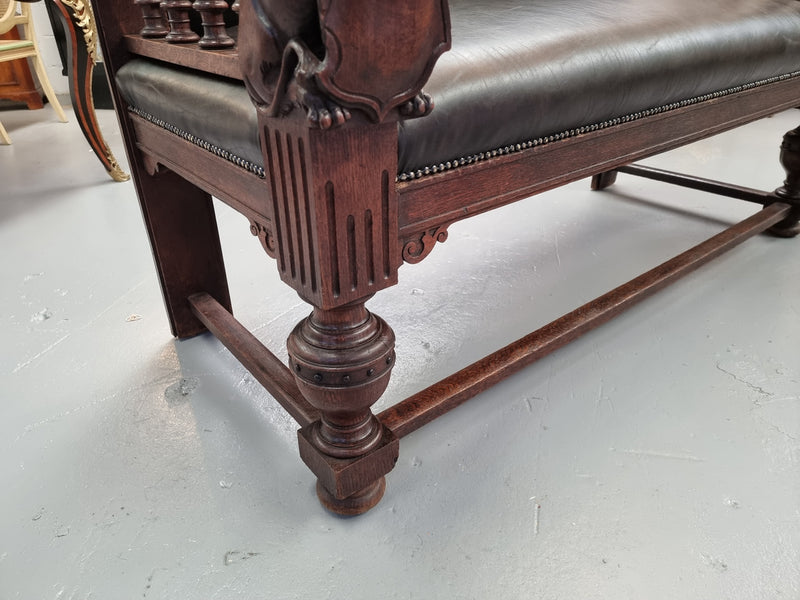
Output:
[192, 0, 235, 49]
[134, 0, 168, 38]
[161, 0, 200, 43]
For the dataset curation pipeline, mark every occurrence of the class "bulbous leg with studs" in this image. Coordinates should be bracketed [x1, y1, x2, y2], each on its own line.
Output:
[288, 300, 398, 515]
[770, 126, 800, 238]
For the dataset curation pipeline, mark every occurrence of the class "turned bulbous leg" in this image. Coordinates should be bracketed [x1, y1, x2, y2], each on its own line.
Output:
[288, 300, 397, 515]
[770, 126, 800, 238]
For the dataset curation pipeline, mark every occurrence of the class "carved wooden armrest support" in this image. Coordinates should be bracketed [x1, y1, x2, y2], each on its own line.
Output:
[238, 0, 451, 128]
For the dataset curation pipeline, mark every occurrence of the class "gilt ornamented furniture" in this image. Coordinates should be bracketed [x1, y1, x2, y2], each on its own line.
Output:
[1, 0, 128, 179]
[45, 0, 130, 180]
[93, 0, 800, 515]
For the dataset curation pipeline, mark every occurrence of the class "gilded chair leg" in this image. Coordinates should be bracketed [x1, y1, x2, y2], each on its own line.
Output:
[50, 0, 130, 181]
[770, 126, 800, 238]
[288, 300, 399, 515]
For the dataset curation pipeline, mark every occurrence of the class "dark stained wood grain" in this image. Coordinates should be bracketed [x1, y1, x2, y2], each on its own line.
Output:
[615, 165, 773, 204]
[128, 112, 268, 220]
[380, 202, 793, 439]
[193, 0, 235, 49]
[133, 0, 168, 38]
[162, 0, 200, 43]
[258, 114, 400, 310]
[397, 76, 800, 246]
[123, 34, 240, 79]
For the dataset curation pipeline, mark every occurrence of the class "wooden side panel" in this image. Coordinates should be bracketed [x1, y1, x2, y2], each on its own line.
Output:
[93, 0, 233, 337]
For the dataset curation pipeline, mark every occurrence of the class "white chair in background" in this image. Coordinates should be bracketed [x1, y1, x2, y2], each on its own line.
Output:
[0, 0, 67, 144]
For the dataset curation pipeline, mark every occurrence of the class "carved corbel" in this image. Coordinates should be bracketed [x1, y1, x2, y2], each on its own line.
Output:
[249, 218, 278, 258]
[141, 153, 164, 176]
[402, 223, 452, 264]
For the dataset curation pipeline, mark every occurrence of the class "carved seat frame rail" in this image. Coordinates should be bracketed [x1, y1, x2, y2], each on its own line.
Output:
[92, 0, 800, 515]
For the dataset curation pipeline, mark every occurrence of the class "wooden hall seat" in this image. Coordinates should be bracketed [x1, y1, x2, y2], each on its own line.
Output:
[92, 0, 800, 515]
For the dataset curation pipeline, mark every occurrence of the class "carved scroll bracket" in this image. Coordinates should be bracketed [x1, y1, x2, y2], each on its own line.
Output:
[141, 153, 164, 176]
[402, 223, 453, 264]
[249, 218, 277, 258]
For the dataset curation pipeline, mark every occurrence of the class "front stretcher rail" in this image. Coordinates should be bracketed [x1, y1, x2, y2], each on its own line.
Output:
[188, 200, 792, 442]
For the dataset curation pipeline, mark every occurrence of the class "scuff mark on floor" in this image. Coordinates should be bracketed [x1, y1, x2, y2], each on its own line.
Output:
[716, 363, 773, 399]
[554, 231, 562, 267]
[12, 333, 70, 373]
[594, 380, 615, 415]
[251, 301, 306, 334]
[55, 525, 70, 538]
[223, 550, 262, 566]
[611, 448, 704, 462]
[164, 377, 199, 404]
[143, 567, 168, 597]
[700, 553, 728, 572]
[30, 308, 52, 322]
[23, 272, 45, 283]
[12, 279, 150, 374]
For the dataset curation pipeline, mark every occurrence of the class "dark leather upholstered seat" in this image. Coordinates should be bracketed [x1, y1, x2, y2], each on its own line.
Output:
[117, 0, 800, 176]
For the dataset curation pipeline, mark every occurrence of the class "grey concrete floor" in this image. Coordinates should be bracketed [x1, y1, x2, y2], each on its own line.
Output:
[1, 106, 798, 599]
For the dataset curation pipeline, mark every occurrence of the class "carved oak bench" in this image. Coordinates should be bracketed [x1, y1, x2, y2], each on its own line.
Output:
[92, 0, 800, 515]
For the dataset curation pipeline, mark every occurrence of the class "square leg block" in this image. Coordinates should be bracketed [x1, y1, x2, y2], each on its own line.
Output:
[298, 423, 399, 500]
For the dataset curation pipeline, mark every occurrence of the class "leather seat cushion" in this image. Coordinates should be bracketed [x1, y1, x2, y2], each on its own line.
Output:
[117, 62, 263, 172]
[117, 0, 800, 176]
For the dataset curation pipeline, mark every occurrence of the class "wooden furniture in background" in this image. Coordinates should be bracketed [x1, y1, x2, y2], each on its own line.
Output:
[0, 0, 128, 181]
[44, 0, 129, 180]
[0, 0, 65, 144]
[0, 27, 43, 108]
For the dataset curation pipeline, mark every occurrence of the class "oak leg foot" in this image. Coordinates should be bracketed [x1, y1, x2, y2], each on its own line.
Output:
[591, 170, 618, 190]
[767, 212, 800, 238]
[769, 127, 800, 238]
[316, 477, 386, 517]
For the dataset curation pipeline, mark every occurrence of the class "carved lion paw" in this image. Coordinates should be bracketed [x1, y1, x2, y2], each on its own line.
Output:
[400, 91, 434, 118]
[303, 91, 352, 130]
